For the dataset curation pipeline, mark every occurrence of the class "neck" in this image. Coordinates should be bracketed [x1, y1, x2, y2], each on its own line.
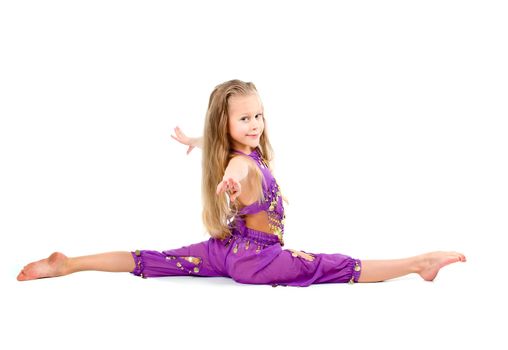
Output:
[233, 146, 255, 155]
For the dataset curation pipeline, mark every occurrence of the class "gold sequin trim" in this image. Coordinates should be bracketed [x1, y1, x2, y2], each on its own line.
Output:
[183, 256, 202, 265]
[168, 255, 203, 274]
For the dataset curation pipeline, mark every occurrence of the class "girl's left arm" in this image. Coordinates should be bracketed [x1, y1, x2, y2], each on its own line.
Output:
[171, 126, 203, 155]
[216, 157, 249, 201]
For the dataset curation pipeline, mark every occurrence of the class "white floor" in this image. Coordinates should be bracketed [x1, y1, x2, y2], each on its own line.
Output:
[3, 250, 503, 349]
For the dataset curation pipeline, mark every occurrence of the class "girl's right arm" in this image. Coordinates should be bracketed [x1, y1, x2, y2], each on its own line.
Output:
[171, 126, 203, 154]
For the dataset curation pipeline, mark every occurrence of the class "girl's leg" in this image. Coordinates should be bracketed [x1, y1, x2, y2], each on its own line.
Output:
[358, 251, 466, 283]
[17, 251, 135, 281]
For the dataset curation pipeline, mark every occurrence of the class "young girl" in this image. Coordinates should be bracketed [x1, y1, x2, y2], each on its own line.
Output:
[17, 79, 466, 286]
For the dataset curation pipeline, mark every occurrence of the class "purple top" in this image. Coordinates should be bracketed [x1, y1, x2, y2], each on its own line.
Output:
[231, 147, 285, 245]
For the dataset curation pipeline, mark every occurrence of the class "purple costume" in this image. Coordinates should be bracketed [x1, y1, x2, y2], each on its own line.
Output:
[131, 148, 362, 287]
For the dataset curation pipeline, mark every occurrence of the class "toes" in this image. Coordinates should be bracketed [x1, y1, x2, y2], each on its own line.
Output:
[450, 256, 461, 264]
[452, 252, 466, 262]
[17, 271, 28, 281]
[454, 252, 466, 261]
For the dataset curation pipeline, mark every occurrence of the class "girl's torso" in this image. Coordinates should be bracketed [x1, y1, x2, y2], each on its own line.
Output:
[231, 148, 285, 244]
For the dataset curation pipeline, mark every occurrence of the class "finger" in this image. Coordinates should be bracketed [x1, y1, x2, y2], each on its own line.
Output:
[302, 253, 314, 261]
[218, 181, 230, 195]
[176, 127, 187, 138]
[171, 134, 182, 143]
[299, 250, 314, 260]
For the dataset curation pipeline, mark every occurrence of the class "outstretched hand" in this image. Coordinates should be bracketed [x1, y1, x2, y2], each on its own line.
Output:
[216, 177, 242, 202]
[171, 126, 200, 155]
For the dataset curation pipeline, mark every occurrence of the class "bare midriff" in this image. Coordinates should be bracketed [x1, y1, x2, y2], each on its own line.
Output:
[244, 211, 277, 236]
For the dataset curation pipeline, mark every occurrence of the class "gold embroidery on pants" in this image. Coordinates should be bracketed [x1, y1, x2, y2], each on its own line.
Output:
[171, 256, 203, 274]
[183, 256, 202, 265]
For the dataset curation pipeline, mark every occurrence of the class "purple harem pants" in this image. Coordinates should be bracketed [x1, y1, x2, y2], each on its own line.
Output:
[130, 226, 362, 287]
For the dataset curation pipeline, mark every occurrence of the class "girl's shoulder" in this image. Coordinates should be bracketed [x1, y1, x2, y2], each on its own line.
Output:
[228, 152, 258, 172]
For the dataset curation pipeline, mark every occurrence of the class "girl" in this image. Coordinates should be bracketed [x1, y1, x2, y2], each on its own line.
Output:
[17, 79, 466, 286]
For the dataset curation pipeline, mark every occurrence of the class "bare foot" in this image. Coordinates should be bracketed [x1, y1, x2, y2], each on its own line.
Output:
[17, 252, 69, 281]
[418, 251, 466, 281]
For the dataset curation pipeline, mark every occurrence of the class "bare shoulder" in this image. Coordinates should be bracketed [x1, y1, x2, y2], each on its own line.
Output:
[228, 153, 255, 169]
[229, 155, 262, 205]
[228, 154, 259, 183]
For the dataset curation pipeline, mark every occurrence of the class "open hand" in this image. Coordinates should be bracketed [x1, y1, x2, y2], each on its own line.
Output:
[216, 177, 242, 202]
[171, 126, 200, 155]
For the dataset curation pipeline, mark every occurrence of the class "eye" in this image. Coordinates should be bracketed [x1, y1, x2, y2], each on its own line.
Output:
[241, 117, 249, 121]
[255, 114, 262, 119]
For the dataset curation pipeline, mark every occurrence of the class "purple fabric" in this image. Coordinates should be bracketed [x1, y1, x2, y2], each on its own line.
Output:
[130, 228, 361, 287]
[130, 148, 362, 286]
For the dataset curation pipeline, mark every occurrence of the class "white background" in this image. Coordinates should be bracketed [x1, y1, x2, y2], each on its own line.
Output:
[1, 0, 506, 349]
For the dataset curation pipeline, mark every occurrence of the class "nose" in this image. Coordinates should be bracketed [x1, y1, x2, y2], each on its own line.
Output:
[251, 118, 261, 130]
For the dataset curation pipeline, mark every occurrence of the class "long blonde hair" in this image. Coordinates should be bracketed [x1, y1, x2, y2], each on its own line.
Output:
[202, 79, 274, 239]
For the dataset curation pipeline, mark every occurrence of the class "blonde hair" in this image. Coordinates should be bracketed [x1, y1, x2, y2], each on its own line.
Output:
[202, 79, 274, 239]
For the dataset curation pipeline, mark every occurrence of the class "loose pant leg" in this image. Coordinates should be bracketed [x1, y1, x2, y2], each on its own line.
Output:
[130, 238, 227, 279]
[226, 233, 362, 287]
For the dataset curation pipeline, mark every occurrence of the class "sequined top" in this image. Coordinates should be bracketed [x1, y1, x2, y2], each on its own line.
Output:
[230, 147, 285, 245]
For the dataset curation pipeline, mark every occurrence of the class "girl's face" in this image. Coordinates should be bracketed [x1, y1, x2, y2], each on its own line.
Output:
[227, 93, 264, 154]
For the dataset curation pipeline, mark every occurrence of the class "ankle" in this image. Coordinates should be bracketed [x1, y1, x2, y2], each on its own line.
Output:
[410, 255, 426, 274]
[63, 257, 76, 275]
[50, 252, 71, 276]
